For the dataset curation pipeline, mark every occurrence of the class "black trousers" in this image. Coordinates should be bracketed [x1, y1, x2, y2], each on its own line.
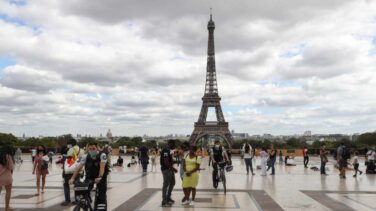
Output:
[87, 178, 107, 211]
[304, 156, 309, 167]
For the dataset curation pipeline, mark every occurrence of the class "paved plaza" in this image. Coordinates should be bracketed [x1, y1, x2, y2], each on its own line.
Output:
[1, 155, 375, 211]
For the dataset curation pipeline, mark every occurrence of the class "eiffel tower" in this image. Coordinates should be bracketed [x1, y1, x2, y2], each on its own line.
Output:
[189, 13, 234, 148]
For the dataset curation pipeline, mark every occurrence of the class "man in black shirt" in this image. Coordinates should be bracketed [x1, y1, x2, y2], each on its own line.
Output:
[139, 145, 149, 173]
[160, 140, 178, 207]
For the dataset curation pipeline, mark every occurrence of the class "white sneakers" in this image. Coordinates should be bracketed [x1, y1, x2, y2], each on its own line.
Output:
[181, 199, 194, 206]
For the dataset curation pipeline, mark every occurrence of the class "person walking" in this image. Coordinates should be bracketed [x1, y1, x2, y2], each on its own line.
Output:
[61, 138, 83, 206]
[303, 146, 309, 168]
[0, 145, 15, 211]
[181, 145, 201, 206]
[337, 143, 347, 179]
[32, 145, 49, 195]
[160, 140, 178, 207]
[150, 148, 158, 172]
[320, 144, 329, 175]
[278, 150, 283, 164]
[267, 147, 276, 175]
[260, 147, 268, 176]
[139, 145, 149, 173]
[352, 152, 363, 177]
[243, 144, 255, 175]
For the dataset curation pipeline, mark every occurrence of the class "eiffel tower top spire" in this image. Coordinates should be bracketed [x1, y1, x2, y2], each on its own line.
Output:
[205, 10, 218, 96]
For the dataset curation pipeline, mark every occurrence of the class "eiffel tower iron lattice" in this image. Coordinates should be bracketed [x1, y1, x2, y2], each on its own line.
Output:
[189, 14, 234, 147]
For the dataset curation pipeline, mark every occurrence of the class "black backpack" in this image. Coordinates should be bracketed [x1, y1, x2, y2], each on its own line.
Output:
[342, 147, 351, 160]
[41, 160, 48, 170]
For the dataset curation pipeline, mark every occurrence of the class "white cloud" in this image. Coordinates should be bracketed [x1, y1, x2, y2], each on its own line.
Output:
[0, 0, 376, 136]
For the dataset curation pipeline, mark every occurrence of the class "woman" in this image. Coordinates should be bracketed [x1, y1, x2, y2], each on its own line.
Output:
[260, 147, 268, 176]
[267, 148, 276, 175]
[150, 148, 157, 172]
[243, 144, 255, 175]
[182, 145, 201, 206]
[0, 145, 15, 211]
[320, 144, 329, 175]
[32, 145, 49, 195]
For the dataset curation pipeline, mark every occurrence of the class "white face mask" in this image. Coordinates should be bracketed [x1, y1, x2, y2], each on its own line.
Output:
[67, 144, 72, 148]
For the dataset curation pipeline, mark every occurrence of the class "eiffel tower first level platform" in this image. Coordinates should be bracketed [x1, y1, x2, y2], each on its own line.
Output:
[189, 13, 234, 148]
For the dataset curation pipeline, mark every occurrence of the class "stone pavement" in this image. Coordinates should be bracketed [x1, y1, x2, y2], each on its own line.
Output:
[1, 155, 375, 211]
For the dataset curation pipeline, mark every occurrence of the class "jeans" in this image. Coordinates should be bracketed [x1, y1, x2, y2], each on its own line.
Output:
[141, 157, 149, 172]
[320, 161, 326, 174]
[304, 156, 309, 167]
[267, 158, 276, 174]
[162, 169, 175, 202]
[244, 158, 253, 174]
[63, 173, 79, 202]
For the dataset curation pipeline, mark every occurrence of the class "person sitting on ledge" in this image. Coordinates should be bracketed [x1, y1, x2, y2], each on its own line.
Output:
[285, 154, 296, 166]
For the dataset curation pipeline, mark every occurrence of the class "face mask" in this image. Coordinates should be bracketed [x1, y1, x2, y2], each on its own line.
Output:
[67, 144, 72, 148]
[89, 150, 98, 158]
[215, 145, 220, 149]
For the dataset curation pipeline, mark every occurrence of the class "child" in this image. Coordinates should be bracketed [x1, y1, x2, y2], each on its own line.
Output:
[353, 152, 363, 177]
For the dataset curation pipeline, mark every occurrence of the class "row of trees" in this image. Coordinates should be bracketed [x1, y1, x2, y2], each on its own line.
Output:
[1, 132, 375, 152]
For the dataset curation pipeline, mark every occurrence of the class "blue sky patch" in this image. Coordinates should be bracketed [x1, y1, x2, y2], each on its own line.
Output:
[0, 56, 16, 69]
[279, 43, 306, 58]
[8, 0, 27, 7]
[0, 13, 26, 26]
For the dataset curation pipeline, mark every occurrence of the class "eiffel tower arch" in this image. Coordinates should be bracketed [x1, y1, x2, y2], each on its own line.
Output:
[189, 14, 234, 148]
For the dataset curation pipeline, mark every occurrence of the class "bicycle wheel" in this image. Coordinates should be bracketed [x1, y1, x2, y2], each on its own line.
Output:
[73, 205, 81, 211]
[220, 170, 226, 194]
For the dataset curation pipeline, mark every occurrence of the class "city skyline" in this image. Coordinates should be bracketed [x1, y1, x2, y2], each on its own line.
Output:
[1, 0, 376, 137]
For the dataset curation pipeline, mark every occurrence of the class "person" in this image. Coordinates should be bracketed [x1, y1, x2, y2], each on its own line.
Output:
[260, 147, 268, 176]
[15, 148, 22, 164]
[267, 147, 276, 175]
[160, 140, 178, 207]
[31, 148, 37, 163]
[139, 145, 149, 173]
[113, 156, 123, 167]
[69, 141, 109, 211]
[181, 145, 201, 206]
[179, 142, 190, 180]
[150, 148, 158, 172]
[352, 152, 363, 177]
[130, 156, 137, 165]
[243, 143, 255, 175]
[210, 140, 229, 187]
[47, 151, 54, 164]
[303, 146, 309, 168]
[366, 148, 375, 174]
[337, 143, 347, 179]
[32, 145, 49, 195]
[61, 138, 83, 206]
[320, 144, 329, 175]
[278, 150, 283, 164]
[0, 145, 15, 211]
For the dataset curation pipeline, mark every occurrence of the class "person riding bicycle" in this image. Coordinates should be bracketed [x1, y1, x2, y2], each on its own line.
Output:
[69, 141, 109, 211]
[210, 140, 229, 187]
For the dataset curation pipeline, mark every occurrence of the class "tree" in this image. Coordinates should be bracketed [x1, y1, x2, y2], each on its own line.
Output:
[0, 133, 19, 146]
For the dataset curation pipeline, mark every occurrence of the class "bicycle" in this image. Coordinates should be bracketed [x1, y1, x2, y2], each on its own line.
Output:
[73, 180, 97, 211]
[213, 161, 229, 194]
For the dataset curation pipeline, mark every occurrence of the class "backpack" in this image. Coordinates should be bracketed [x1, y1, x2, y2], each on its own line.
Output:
[342, 147, 351, 160]
[41, 160, 48, 170]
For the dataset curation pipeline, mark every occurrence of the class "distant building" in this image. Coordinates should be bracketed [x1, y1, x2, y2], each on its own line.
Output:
[231, 130, 249, 140]
[303, 131, 312, 137]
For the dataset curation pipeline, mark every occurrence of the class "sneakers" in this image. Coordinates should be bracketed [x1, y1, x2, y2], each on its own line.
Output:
[181, 199, 189, 205]
[60, 201, 70, 206]
[189, 200, 195, 206]
[167, 198, 175, 204]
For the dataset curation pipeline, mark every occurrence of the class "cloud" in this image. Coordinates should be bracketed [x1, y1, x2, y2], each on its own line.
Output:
[0, 0, 376, 136]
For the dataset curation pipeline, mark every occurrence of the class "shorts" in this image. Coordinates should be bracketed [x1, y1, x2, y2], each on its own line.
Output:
[339, 159, 347, 169]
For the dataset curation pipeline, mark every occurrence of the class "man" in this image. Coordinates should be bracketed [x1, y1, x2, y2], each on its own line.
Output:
[160, 140, 178, 207]
[139, 145, 149, 173]
[210, 140, 229, 187]
[70, 142, 109, 211]
[303, 146, 309, 168]
[337, 143, 347, 179]
[366, 148, 375, 173]
[320, 144, 329, 175]
[61, 138, 83, 206]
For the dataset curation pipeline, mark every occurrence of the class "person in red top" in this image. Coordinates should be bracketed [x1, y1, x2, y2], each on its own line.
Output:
[0, 145, 15, 211]
[32, 145, 49, 196]
[303, 146, 309, 168]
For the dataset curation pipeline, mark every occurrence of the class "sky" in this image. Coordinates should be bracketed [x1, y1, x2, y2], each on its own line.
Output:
[1, 0, 376, 137]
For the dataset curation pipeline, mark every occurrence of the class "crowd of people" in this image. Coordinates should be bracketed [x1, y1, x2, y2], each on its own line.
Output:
[0, 140, 375, 210]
